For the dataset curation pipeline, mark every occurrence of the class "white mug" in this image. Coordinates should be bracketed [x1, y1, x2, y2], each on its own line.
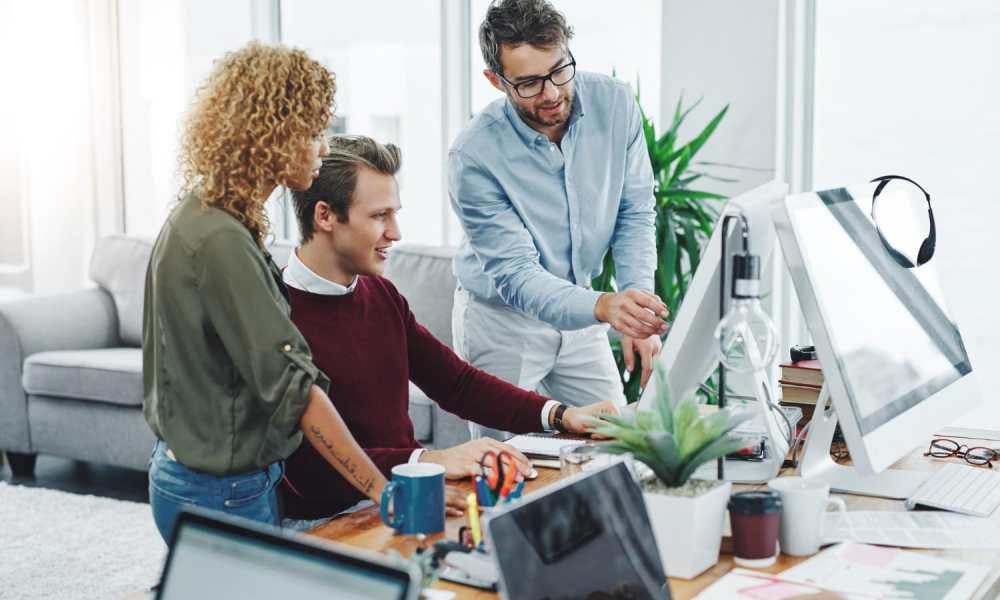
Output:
[767, 476, 846, 557]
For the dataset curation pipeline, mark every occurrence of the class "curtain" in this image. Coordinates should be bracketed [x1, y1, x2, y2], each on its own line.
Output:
[0, 0, 123, 294]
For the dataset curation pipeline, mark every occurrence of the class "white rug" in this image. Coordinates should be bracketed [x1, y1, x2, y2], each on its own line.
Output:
[0, 482, 167, 600]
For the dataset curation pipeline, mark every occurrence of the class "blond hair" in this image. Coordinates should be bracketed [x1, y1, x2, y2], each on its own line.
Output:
[178, 41, 335, 243]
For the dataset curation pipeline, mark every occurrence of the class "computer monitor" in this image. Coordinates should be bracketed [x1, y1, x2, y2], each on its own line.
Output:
[157, 510, 420, 600]
[772, 181, 981, 499]
[638, 179, 790, 482]
[486, 461, 670, 600]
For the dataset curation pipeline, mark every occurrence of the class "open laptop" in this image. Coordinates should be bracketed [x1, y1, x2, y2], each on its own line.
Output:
[486, 461, 671, 599]
[156, 509, 420, 600]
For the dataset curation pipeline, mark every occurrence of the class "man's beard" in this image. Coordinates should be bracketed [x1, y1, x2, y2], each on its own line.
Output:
[513, 88, 573, 129]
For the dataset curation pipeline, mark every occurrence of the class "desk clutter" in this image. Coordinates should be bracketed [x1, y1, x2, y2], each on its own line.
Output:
[695, 543, 992, 600]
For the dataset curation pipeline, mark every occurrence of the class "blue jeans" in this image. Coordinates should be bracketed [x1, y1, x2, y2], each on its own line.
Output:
[148, 440, 284, 544]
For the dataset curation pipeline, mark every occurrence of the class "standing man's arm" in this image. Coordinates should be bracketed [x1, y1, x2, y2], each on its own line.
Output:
[610, 87, 664, 387]
[449, 151, 666, 336]
[449, 151, 601, 331]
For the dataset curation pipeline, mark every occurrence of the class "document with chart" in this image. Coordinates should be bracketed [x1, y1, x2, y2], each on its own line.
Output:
[780, 543, 992, 599]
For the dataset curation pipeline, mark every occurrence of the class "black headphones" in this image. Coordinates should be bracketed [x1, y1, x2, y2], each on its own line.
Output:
[870, 174, 936, 268]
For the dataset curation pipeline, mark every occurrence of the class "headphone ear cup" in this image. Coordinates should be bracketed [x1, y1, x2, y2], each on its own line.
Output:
[916, 238, 934, 266]
[916, 208, 937, 266]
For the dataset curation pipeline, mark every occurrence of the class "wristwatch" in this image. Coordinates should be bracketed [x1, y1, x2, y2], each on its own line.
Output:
[552, 404, 569, 433]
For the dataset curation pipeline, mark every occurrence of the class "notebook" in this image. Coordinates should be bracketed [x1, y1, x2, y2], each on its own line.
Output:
[504, 433, 586, 460]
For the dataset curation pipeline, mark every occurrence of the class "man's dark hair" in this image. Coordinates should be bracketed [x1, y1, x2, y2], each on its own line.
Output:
[292, 135, 401, 243]
[479, 0, 574, 76]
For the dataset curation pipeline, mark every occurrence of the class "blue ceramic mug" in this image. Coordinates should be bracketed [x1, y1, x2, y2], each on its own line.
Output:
[380, 463, 445, 534]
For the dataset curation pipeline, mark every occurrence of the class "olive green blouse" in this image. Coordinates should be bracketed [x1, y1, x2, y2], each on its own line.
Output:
[142, 193, 330, 476]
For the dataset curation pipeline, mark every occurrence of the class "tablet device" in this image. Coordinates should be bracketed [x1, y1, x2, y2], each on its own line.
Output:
[486, 461, 671, 599]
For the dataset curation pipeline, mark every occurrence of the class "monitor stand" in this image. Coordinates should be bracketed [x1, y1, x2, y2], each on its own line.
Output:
[798, 385, 929, 500]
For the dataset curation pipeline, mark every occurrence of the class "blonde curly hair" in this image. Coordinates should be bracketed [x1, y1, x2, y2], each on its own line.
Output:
[179, 41, 335, 243]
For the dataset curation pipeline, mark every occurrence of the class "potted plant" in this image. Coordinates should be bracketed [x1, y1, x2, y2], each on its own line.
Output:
[593, 94, 731, 404]
[594, 363, 753, 579]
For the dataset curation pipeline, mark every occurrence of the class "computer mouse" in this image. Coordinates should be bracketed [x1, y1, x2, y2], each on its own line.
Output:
[527, 468, 538, 480]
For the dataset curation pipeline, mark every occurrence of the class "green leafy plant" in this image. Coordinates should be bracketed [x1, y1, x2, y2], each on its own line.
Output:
[593, 93, 731, 404]
[594, 363, 752, 488]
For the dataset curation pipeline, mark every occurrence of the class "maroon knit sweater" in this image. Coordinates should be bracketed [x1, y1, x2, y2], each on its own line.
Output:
[281, 276, 548, 519]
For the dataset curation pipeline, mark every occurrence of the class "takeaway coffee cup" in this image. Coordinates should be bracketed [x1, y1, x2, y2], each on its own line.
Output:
[768, 476, 847, 556]
[379, 463, 445, 535]
[728, 491, 782, 567]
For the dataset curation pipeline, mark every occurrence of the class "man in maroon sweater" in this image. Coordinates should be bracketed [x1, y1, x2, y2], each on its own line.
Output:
[281, 135, 618, 520]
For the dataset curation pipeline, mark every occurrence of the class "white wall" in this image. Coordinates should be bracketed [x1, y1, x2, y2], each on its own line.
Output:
[812, 1, 1000, 428]
[660, 0, 781, 198]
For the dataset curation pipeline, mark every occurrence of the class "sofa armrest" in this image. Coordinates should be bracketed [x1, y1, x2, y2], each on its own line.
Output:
[0, 287, 118, 452]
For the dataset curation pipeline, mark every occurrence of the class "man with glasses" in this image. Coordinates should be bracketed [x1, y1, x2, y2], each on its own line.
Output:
[450, 0, 665, 437]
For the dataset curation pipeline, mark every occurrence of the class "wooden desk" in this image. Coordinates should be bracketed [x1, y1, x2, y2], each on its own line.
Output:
[308, 444, 1000, 599]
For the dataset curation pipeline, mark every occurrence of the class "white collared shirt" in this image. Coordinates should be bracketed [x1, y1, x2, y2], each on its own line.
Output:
[283, 247, 560, 464]
[282, 249, 358, 296]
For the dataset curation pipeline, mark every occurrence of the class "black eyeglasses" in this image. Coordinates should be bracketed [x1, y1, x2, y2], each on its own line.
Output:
[924, 438, 998, 468]
[498, 54, 576, 99]
[870, 174, 936, 269]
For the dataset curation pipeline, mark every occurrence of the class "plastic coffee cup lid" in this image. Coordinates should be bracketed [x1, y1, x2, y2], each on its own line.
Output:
[727, 491, 782, 514]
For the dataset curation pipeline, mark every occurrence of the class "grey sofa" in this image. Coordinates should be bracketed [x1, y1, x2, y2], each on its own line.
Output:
[0, 235, 469, 476]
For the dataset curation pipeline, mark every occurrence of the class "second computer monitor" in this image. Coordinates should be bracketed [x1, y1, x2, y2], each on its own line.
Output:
[773, 181, 980, 477]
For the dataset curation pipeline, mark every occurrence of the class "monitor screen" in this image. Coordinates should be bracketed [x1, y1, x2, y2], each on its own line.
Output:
[159, 517, 410, 600]
[488, 462, 670, 600]
[782, 184, 971, 435]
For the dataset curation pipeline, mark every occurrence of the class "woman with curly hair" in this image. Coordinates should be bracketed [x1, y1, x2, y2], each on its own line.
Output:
[143, 41, 388, 542]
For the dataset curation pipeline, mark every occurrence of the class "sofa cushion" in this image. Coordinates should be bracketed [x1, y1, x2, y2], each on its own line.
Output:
[89, 236, 153, 347]
[22, 348, 142, 407]
[383, 244, 458, 349]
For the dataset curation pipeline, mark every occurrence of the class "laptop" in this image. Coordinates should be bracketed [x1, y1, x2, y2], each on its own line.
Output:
[156, 509, 420, 600]
[486, 461, 671, 599]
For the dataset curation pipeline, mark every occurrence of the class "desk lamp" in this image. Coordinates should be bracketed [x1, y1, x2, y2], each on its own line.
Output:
[713, 213, 779, 479]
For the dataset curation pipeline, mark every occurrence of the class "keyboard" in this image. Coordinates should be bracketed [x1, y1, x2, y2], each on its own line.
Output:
[906, 463, 1000, 517]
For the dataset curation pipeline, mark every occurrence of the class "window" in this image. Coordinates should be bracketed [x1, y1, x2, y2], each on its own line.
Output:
[468, 0, 662, 125]
[280, 1, 444, 245]
[118, 1, 258, 238]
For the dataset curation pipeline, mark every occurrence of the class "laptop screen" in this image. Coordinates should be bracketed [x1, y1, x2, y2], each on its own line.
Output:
[488, 462, 670, 600]
[158, 514, 412, 600]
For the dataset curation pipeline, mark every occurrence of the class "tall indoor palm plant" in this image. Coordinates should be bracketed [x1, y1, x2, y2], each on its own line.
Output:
[593, 95, 729, 403]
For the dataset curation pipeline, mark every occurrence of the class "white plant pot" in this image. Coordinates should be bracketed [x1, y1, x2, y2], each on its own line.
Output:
[642, 480, 732, 580]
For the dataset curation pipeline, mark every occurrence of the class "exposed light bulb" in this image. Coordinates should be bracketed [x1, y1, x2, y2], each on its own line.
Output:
[714, 252, 779, 373]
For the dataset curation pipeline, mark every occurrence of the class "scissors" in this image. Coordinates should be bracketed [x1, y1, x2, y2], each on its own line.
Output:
[479, 450, 517, 499]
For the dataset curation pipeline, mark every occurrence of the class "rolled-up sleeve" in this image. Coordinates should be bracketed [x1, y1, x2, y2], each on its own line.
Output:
[449, 150, 602, 330]
[611, 88, 657, 294]
[198, 230, 327, 437]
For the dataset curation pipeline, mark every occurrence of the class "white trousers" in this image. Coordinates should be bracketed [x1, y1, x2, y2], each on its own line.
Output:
[452, 288, 625, 440]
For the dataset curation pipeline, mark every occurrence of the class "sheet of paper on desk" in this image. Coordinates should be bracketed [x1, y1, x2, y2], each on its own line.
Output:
[503, 434, 585, 458]
[693, 568, 841, 599]
[781, 542, 991, 600]
[822, 511, 1000, 549]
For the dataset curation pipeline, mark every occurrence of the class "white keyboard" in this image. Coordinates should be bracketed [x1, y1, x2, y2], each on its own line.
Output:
[906, 463, 1000, 517]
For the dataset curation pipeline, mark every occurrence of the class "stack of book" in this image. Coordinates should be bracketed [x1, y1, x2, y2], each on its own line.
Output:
[779, 359, 823, 418]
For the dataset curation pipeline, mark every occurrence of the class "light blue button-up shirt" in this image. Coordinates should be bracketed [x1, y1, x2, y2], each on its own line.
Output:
[449, 71, 656, 331]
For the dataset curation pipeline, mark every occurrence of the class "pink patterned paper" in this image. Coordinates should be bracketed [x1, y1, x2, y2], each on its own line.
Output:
[842, 542, 898, 567]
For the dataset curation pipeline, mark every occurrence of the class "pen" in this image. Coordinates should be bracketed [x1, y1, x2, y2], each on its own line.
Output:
[475, 475, 494, 507]
[467, 492, 482, 547]
[510, 480, 525, 500]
